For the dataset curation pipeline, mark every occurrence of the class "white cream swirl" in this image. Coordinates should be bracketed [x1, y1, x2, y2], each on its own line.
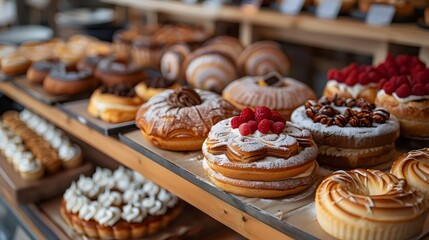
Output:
[64, 182, 81, 201]
[143, 181, 160, 196]
[98, 190, 122, 207]
[66, 195, 89, 214]
[157, 189, 178, 208]
[94, 206, 121, 226]
[132, 171, 146, 185]
[12, 151, 33, 166]
[27, 115, 42, 129]
[142, 196, 167, 216]
[121, 204, 145, 223]
[59, 144, 78, 161]
[113, 166, 132, 181]
[78, 202, 100, 221]
[77, 175, 100, 199]
[5, 143, 24, 159]
[50, 135, 70, 150]
[35, 120, 49, 135]
[19, 109, 34, 122]
[123, 188, 143, 204]
[18, 159, 42, 173]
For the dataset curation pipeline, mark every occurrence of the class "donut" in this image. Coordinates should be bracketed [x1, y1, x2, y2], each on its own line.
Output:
[203, 36, 244, 63]
[135, 87, 239, 151]
[391, 148, 429, 197]
[202, 107, 319, 198]
[291, 95, 400, 168]
[160, 44, 190, 82]
[184, 47, 237, 93]
[132, 37, 165, 69]
[222, 73, 317, 120]
[134, 75, 180, 102]
[96, 57, 145, 87]
[52, 44, 84, 69]
[43, 66, 98, 95]
[77, 55, 104, 74]
[237, 41, 289, 77]
[324, 63, 382, 103]
[27, 59, 62, 84]
[88, 85, 144, 123]
[1, 52, 31, 75]
[316, 169, 429, 240]
[0, 43, 16, 68]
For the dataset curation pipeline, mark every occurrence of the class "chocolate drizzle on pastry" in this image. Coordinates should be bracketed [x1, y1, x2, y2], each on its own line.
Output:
[304, 94, 390, 127]
[49, 64, 92, 81]
[145, 76, 175, 89]
[99, 84, 136, 97]
[97, 57, 142, 75]
[167, 87, 202, 107]
[32, 59, 61, 72]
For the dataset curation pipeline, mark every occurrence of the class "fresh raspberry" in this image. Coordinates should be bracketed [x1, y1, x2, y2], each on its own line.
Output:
[343, 64, 358, 77]
[240, 107, 255, 121]
[385, 54, 395, 64]
[415, 71, 429, 85]
[257, 119, 272, 134]
[395, 54, 410, 66]
[271, 122, 285, 134]
[387, 67, 399, 77]
[358, 72, 370, 85]
[399, 65, 409, 75]
[358, 65, 372, 73]
[412, 84, 426, 96]
[396, 83, 411, 98]
[378, 78, 388, 90]
[383, 82, 395, 94]
[327, 68, 338, 80]
[426, 83, 429, 94]
[411, 56, 425, 66]
[255, 106, 272, 122]
[333, 70, 345, 82]
[271, 111, 286, 123]
[395, 76, 409, 87]
[247, 120, 258, 133]
[239, 123, 252, 136]
[368, 70, 380, 83]
[345, 72, 358, 86]
[231, 116, 245, 129]
[411, 63, 426, 73]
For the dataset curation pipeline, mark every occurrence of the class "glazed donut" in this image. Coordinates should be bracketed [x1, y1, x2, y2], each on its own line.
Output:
[291, 96, 400, 168]
[160, 44, 190, 82]
[1, 52, 31, 75]
[76, 55, 104, 74]
[88, 85, 144, 123]
[27, 59, 62, 84]
[203, 36, 244, 63]
[391, 148, 429, 197]
[316, 169, 429, 240]
[135, 87, 238, 151]
[43, 66, 98, 95]
[184, 47, 237, 93]
[96, 58, 145, 87]
[222, 74, 317, 120]
[237, 41, 289, 77]
[202, 106, 319, 198]
[0, 43, 16, 68]
[134, 75, 180, 102]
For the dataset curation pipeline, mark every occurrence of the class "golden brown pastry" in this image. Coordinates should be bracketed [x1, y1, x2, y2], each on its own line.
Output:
[96, 57, 145, 87]
[43, 66, 98, 95]
[1, 52, 31, 75]
[134, 75, 180, 102]
[26, 59, 62, 84]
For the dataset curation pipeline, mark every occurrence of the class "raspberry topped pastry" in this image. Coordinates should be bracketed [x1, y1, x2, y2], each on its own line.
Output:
[291, 95, 400, 168]
[202, 106, 319, 198]
[375, 55, 429, 139]
[60, 166, 183, 239]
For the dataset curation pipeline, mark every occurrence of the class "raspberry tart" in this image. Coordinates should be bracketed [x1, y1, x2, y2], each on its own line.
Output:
[60, 166, 183, 239]
[375, 55, 429, 139]
[291, 95, 400, 168]
[202, 106, 319, 198]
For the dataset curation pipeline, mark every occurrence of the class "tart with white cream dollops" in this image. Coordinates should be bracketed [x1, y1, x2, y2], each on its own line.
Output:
[316, 169, 429, 240]
[202, 106, 319, 198]
[391, 148, 429, 197]
[222, 73, 316, 120]
[291, 95, 400, 168]
[60, 166, 183, 239]
[88, 84, 144, 123]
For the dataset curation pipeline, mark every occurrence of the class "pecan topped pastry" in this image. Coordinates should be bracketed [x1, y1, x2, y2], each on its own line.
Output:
[291, 95, 400, 168]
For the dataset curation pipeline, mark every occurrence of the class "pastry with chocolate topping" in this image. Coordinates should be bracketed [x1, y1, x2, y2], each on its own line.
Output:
[291, 95, 400, 168]
[134, 74, 180, 101]
[27, 59, 63, 84]
[136, 87, 239, 151]
[95, 57, 145, 87]
[88, 84, 144, 123]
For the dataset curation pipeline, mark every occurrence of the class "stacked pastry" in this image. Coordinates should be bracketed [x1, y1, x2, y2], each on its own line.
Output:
[61, 166, 183, 239]
[202, 106, 319, 198]
[0, 110, 82, 180]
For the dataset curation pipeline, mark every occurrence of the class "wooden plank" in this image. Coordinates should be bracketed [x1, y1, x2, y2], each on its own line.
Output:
[0, 82, 290, 240]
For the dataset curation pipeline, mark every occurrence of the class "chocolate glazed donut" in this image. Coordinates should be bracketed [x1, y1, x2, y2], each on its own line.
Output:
[43, 65, 98, 95]
[95, 57, 145, 87]
[27, 59, 62, 84]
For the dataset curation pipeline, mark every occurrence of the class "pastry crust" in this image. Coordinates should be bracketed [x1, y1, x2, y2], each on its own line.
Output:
[323, 81, 378, 104]
[134, 81, 180, 102]
[1, 52, 31, 75]
[95, 58, 145, 87]
[43, 73, 98, 96]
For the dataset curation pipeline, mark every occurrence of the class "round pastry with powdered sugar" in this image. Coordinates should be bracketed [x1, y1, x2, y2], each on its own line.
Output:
[135, 87, 239, 151]
[222, 73, 316, 120]
[60, 166, 183, 239]
[316, 169, 428, 240]
[291, 95, 400, 168]
[202, 106, 319, 198]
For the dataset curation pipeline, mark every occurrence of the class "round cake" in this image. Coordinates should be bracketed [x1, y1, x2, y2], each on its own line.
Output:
[222, 73, 317, 120]
[135, 87, 239, 151]
[60, 166, 183, 239]
[316, 169, 428, 240]
[291, 95, 400, 168]
[202, 106, 319, 198]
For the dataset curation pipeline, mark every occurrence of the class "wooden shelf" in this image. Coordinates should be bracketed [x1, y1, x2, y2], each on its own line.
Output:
[102, 0, 429, 63]
[0, 81, 291, 240]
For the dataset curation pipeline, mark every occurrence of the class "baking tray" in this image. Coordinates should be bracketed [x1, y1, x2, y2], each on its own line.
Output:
[58, 99, 137, 136]
[119, 129, 429, 239]
[11, 77, 92, 105]
[0, 154, 93, 204]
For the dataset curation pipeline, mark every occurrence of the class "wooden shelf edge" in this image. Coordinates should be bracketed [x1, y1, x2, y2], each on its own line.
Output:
[0, 82, 292, 240]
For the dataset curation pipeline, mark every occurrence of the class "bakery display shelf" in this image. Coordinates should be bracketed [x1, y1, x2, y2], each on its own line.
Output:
[0, 81, 289, 240]
[11, 77, 92, 105]
[102, 0, 429, 48]
[58, 99, 137, 136]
